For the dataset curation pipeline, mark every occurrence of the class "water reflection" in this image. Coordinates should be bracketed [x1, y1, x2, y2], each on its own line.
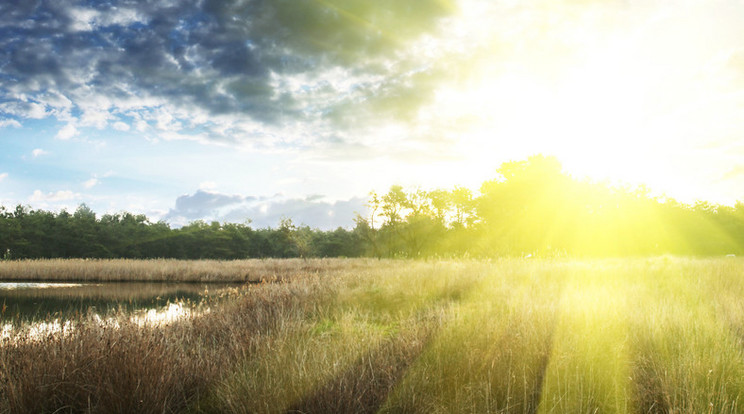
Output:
[0, 282, 86, 289]
[0, 282, 237, 324]
[1, 302, 205, 343]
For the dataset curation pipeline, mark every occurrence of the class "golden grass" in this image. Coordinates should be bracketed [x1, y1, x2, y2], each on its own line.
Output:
[0, 258, 379, 283]
[1, 268, 337, 413]
[2, 257, 744, 413]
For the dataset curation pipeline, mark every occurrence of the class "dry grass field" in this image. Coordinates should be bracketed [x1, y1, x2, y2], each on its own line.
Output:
[2, 257, 744, 413]
[0, 258, 368, 283]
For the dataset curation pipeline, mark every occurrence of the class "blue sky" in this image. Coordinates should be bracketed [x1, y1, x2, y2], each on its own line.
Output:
[3, 0, 744, 229]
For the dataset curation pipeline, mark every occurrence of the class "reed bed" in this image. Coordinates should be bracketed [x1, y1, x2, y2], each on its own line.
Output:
[2, 257, 744, 413]
[0, 258, 382, 283]
[0, 268, 338, 413]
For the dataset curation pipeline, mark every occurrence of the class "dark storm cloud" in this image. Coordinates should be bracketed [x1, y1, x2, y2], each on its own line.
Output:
[166, 190, 366, 230]
[0, 0, 454, 142]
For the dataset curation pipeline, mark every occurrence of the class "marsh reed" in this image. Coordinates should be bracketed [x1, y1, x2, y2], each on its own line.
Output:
[3, 257, 744, 413]
[0, 258, 378, 283]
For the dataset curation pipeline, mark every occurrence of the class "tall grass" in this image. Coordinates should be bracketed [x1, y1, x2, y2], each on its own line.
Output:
[538, 266, 633, 413]
[379, 260, 562, 413]
[199, 260, 480, 413]
[0, 269, 337, 413]
[0, 258, 379, 283]
[3, 257, 744, 413]
[628, 258, 744, 413]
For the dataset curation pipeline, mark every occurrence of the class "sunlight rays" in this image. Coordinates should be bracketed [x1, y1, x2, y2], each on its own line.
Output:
[9, 259, 744, 412]
[394, 1, 744, 206]
[538, 275, 632, 413]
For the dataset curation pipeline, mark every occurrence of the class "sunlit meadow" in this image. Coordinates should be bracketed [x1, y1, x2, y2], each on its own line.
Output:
[2, 257, 744, 413]
[4, 1, 744, 412]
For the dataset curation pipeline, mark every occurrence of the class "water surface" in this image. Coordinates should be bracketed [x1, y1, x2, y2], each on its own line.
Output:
[0, 281, 237, 324]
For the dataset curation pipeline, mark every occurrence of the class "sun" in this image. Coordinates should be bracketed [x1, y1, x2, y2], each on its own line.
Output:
[421, 42, 707, 203]
[395, 1, 744, 206]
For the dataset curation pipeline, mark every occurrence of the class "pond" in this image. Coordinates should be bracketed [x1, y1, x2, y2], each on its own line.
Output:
[0, 281, 240, 324]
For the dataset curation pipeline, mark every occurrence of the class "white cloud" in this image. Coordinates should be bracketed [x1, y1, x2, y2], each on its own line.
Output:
[155, 109, 178, 131]
[0, 102, 48, 120]
[0, 119, 21, 128]
[103, 8, 146, 27]
[40, 91, 74, 110]
[79, 108, 110, 129]
[29, 190, 78, 202]
[32, 148, 48, 157]
[83, 178, 99, 189]
[0, 173, 7, 182]
[26, 102, 48, 119]
[68, 6, 145, 32]
[199, 181, 217, 190]
[55, 123, 79, 140]
[68, 8, 99, 31]
[113, 121, 130, 131]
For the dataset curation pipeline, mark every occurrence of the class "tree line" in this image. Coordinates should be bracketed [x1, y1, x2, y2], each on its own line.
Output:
[0, 206, 364, 260]
[3, 155, 744, 259]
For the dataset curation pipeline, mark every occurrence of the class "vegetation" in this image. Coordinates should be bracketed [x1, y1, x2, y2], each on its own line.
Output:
[4, 153, 744, 411]
[0, 258, 362, 283]
[2, 156, 744, 260]
[359, 155, 744, 258]
[0, 156, 744, 260]
[0, 206, 365, 260]
[4, 258, 744, 413]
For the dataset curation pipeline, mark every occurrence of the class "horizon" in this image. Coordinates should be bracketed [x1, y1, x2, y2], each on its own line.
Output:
[3, 1, 744, 229]
[3, 153, 740, 233]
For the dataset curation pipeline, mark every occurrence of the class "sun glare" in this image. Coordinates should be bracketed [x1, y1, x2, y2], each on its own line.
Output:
[427, 35, 710, 203]
[394, 1, 744, 205]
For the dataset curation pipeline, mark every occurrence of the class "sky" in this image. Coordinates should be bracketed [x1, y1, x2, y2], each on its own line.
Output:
[2, 0, 744, 229]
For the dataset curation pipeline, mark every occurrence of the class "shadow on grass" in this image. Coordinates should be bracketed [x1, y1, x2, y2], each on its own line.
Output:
[286, 326, 434, 414]
[631, 354, 671, 414]
[528, 337, 555, 414]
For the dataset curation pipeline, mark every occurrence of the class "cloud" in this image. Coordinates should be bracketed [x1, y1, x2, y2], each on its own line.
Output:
[169, 190, 246, 221]
[29, 189, 78, 202]
[67, 7, 146, 32]
[0, 119, 21, 128]
[165, 190, 366, 230]
[112, 121, 130, 131]
[720, 164, 744, 182]
[0, 101, 48, 119]
[199, 181, 217, 191]
[83, 178, 99, 189]
[0, 173, 7, 182]
[55, 123, 79, 140]
[32, 148, 48, 157]
[0, 0, 456, 150]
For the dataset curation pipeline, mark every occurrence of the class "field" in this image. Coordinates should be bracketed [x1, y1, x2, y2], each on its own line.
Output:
[2, 257, 744, 413]
[0, 258, 358, 283]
